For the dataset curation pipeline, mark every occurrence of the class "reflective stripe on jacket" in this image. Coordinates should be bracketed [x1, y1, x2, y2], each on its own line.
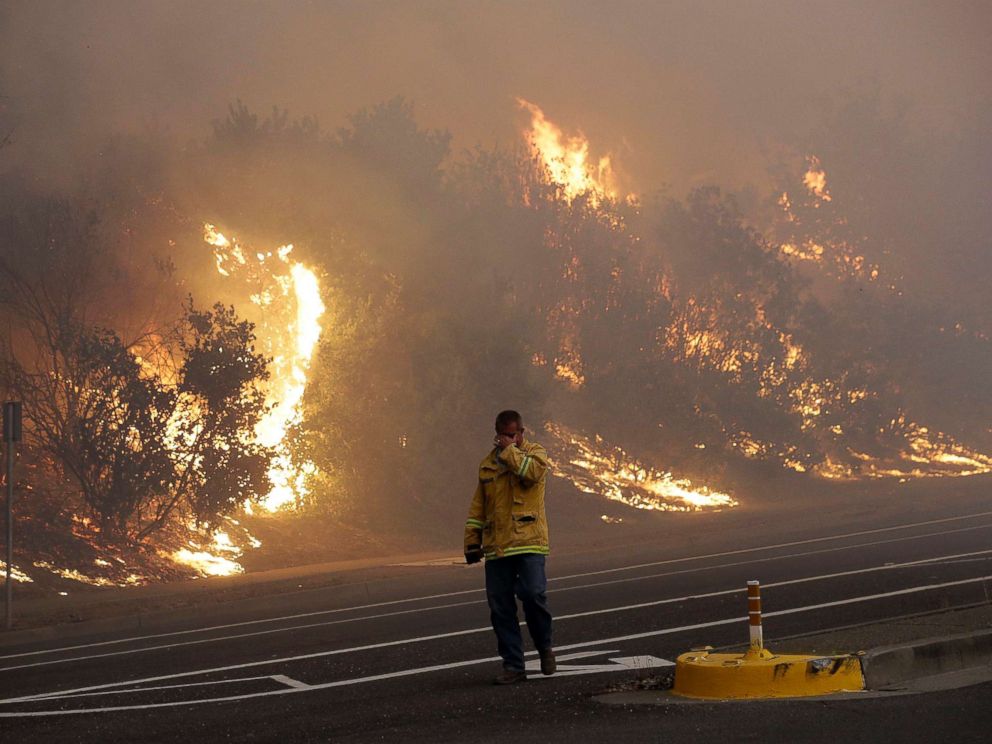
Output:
[464, 439, 550, 560]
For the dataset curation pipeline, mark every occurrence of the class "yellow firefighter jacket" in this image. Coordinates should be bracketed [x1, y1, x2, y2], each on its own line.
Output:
[464, 439, 550, 559]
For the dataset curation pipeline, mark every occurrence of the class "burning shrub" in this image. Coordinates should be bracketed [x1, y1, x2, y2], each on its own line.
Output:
[154, 300, 274, 531]
[0, 249, 274, 540]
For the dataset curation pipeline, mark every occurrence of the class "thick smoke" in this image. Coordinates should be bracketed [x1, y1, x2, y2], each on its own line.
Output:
[2, 2, 989, 181]
[2, 1, 990, 292]
[1, 1, 991, 552]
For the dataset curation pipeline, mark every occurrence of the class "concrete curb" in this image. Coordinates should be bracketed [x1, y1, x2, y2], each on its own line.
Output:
[861, 629, 992, 689]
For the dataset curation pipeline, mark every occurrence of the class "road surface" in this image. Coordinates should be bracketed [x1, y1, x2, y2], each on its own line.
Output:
[2, 504, 992, 742]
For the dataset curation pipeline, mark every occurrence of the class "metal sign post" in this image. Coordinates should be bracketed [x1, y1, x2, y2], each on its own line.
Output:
[3, 401, 21, 630]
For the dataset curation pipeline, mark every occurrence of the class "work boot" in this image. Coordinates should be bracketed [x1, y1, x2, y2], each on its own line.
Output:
[493, 668, 528, 685]
[539, 648, 557, 676]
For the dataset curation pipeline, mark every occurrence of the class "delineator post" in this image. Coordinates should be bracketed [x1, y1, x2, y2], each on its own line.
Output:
[744, 580, 772, 660]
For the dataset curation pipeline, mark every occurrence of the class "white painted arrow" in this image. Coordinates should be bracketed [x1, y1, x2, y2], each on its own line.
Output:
[524, 649, 673, 678]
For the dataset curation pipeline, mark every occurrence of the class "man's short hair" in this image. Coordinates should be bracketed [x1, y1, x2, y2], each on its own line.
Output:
[495, 410, 523, 430]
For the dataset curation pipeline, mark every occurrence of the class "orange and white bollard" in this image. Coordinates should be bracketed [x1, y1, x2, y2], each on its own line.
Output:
[747, 580, 763, 651]
[744, 580, 772, 660]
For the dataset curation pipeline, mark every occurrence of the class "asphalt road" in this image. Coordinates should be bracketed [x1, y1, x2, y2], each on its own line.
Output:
[2, 504, 992, 742]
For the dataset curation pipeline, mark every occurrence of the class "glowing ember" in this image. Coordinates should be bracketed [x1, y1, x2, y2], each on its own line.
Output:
[517, 98, 617, 203]
[203, 223, 326, 511]
[545, 423, 737, 511]
[32, 560, 120, 586]
[780, 240, 825, 261]
[0, 561, 33, 583]
[554, 356, 586, 390]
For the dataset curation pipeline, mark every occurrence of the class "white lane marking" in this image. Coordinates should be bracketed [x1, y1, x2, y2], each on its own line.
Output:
[543, 574, 992, 653]
[3, 574, 990, 716]
[19, 676, 274, 702]
[271, 675, 311, 689]
[554, 523, 992, 595]
[0, 601, 487, 673]
[0, 653, 504, 711]
[535, 649, 620, 662]
[3, 547, 991, 697]
[4, 545, 992, 674]
[6, 511, 990, 662]
[554, 510, 992, 582]
[524, 651, 672, 678]
[0, 623, 489, 678]
[6, 520, 991, 666]
[545, 547, 992, 625]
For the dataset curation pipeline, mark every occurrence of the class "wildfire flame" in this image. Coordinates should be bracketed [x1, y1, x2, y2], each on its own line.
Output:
[31, 560, 121, 587]
[802, 155, 831, 202]
[816, 418, 992, 481]
[518, 98, 617, 203]
[519, 112, 990, 488]
[204, 224, 326, 511]
[777, 155, 881, 282]
[546, 423, 737, 512]
[172, 529, 246, 577]
[663, 156, 992, 482]
[683, 307, 992, 481]
[0, 561, 33, 583]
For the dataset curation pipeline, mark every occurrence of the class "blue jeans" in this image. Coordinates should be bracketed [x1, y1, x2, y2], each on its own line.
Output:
[484, 554, 553, 672]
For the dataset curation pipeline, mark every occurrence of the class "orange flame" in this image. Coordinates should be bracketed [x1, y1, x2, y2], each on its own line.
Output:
[204, 224, 325, 512]
[802, 155, 831, 202]
[777, 155, 881, 282]
[546, 423, 736, 512]
[172, 528, 246, 577]
[517, 98, 617, 203]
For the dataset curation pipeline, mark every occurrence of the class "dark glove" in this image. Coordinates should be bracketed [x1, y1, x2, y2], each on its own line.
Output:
[465, 545, 483, 564]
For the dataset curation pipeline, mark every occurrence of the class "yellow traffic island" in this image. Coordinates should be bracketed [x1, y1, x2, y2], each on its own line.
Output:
[673, 647, 864, 699]
[672, 581, 865, 700]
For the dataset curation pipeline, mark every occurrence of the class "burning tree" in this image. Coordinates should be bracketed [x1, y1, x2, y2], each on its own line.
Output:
[0, 202, 274, 542]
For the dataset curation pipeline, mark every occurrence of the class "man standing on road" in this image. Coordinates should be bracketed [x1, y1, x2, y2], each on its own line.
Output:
[464, 410, 556, 685]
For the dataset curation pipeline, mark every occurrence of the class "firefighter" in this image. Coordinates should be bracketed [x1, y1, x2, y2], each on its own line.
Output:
[464, 410, 556, 684]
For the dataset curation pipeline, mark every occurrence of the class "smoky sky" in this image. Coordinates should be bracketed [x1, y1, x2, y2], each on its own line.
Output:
[1, 0, 989, 193]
